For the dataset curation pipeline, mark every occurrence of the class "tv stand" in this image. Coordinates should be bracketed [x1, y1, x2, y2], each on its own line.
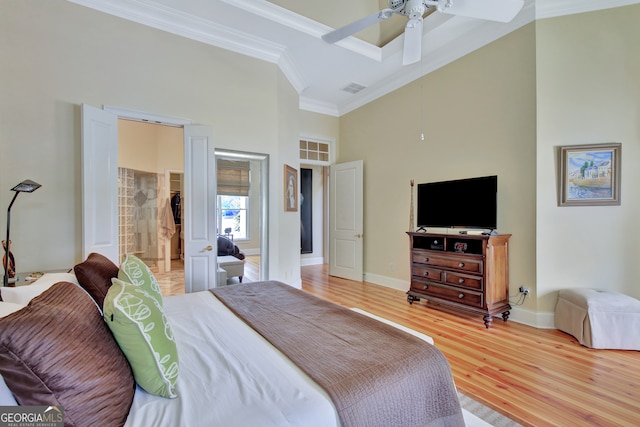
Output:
[406, 231, 511, 328]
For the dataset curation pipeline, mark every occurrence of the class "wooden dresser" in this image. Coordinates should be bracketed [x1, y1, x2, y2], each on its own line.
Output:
[406, 231, 511, 328]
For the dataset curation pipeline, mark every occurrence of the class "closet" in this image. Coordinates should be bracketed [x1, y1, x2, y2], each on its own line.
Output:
[169, 173, 183, 261]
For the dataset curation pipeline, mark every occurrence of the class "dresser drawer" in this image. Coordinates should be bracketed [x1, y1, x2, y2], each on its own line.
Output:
[412, 265, 442, 281]
[413, 253, 483, 274]
[412, 281, 484, 309]
[443, 271, 483, 291]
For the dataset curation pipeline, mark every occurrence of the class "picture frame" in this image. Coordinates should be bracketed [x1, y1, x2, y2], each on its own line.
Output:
[284, 164, 298, 212]
[558, 142, 621, 206]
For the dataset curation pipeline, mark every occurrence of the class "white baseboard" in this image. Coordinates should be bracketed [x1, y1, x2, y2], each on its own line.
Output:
[508, 307, 556, 329]
[242, 248, 260, 256]
[363, 271, 558, 330]
[301, 257, 324, 266]
[362, 272, 409, 292]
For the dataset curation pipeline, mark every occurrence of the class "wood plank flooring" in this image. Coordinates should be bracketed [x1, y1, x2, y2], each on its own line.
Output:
[157, 258, 640, 426]
[300, 264, 640, 427]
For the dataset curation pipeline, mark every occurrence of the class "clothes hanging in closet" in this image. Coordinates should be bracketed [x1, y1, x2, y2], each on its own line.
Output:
[171, 192, 181, 224]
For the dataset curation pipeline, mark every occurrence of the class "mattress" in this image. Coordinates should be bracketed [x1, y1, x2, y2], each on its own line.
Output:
[124, 291, 340, 427]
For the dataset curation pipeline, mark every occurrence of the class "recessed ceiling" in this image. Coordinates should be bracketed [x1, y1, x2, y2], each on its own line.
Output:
[68, 0, 639, 116]
[267, 0, 410, 47]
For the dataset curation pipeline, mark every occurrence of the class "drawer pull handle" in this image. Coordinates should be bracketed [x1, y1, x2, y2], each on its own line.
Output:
[458, 278, 465, 284]
[423, 272, 429, 276]
[423, 285, 429, 290]
[458, 293, 465, 299]
[424, 258, 429, 263]
[458, 262, 465, 268]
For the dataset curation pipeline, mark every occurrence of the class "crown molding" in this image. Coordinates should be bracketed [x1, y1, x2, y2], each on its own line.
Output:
[67, 0, 286, 64]
[299, 97, 340, 117]
[535, 0, 640, 19]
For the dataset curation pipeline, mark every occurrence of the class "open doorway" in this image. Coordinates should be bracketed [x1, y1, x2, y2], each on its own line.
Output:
[215, 149, 270, 285]
[118, 119, 186, 294]
[117, 119, 269, 295]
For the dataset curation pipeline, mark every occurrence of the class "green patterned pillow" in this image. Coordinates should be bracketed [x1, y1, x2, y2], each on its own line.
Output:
[118, 254, 163, 307]
[104, 278, 179, 398]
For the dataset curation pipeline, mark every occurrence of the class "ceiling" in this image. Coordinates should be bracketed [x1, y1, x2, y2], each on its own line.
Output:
[68, 0, 638, 117]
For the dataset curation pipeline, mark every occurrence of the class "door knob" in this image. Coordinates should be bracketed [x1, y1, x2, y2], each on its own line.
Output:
[204, 245, 213, 252]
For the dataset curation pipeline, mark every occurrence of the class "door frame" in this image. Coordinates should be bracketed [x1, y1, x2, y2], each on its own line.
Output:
[215, 149, 269, 281]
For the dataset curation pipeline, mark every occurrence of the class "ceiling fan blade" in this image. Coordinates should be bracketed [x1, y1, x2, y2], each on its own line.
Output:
[437, 0, 524, 23]
[402, 18, 423, 65]
[322, 8, 394, 44]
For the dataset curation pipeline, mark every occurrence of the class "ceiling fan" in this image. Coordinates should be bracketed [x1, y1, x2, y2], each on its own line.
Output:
[322, 0, 525, 65]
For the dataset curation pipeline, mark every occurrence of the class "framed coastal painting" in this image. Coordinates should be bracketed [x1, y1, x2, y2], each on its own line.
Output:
[284, 164, 298, 212]
[558, 143, 621, 206]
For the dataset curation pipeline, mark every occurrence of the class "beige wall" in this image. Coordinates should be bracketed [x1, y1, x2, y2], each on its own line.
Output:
[118, 120, 184, 173]
[339, 24, 538, 315]
[4, 1, 636, 325]
[535, 5, 640, 311]
[338, 5, 640, 325]
[0, 0, 305, 286]
[300, 110, 340, 140]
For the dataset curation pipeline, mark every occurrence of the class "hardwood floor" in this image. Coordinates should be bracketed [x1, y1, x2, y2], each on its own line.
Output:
[155, 256, 261, 297]
[155, 260, 640, 426]
[301, 264, 640, 427]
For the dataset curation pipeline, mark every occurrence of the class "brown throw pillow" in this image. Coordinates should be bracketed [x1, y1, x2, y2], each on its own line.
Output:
[0, 282, 135, 427]
[74, 252, 119, 307]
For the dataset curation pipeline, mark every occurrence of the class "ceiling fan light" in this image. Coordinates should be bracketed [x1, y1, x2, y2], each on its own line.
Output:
[437, 0, 524, 23]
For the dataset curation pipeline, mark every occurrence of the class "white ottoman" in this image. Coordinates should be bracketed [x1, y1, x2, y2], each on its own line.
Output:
[555, 288, 640, 350]
[215, 267, 227, 287]
[217, 256, 245, 284]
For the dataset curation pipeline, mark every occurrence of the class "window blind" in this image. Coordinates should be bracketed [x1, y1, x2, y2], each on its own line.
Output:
[217, 159, 250, 196]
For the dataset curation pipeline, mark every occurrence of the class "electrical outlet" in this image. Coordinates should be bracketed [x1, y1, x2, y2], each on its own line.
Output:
[519, 286, 530, 296]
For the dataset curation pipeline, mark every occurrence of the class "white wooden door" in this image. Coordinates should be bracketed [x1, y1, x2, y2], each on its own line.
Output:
[81, 104, 119, 264]
[82, 105, 216, 292]
[329, 160, 363, 281]
[183, 125, 217, 293]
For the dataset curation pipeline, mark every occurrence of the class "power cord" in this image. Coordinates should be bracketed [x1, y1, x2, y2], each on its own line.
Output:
[510, 286, 530, 306]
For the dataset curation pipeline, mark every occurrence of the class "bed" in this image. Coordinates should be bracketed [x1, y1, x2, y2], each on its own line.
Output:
[0, 253, 464, 427]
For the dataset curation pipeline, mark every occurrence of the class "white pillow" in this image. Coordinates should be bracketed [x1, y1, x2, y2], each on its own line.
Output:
[0, 272, 80, 305]
[0, 375, 17, 406]
[0, 301, 25, 318]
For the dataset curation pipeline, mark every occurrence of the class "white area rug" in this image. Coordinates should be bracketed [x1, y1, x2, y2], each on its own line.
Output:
[459, 392, 522, 427]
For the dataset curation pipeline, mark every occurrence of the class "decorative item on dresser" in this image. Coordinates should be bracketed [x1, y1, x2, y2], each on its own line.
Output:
[409, 179, 415, 232]
[406, 232, 511, 328]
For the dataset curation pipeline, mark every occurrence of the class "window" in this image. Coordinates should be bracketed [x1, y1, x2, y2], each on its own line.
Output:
[217, 195, 248, 240]
[300, 139, 330, 162]
[217, 159, 251, 240]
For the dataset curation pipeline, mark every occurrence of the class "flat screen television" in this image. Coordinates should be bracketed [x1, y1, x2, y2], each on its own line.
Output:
[417, 175, 497, 230]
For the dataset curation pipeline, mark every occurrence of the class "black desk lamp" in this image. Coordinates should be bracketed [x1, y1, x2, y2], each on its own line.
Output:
[3, 179, 41, 286]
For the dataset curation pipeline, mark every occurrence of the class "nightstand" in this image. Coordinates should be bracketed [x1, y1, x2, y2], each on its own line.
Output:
[11, 269, 72, 287]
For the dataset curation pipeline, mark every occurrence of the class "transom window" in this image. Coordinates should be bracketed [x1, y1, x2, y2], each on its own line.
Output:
[300, 139, 330, 162]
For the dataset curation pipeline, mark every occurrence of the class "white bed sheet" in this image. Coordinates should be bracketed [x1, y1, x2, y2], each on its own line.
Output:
[124, 291, 340, 427]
